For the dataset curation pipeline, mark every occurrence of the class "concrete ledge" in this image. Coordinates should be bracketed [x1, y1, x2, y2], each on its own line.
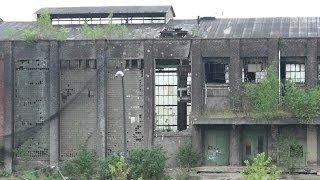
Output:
[192, 118, 320, 125]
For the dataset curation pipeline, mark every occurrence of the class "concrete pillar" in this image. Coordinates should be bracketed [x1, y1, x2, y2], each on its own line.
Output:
[49, 41, 59, 165]
[269, 125, 279, 164]
[268, 39, 279, 73]
[96, 40, 106, 158]
[307, 125, 317, 166]
[229, 40, 242, 111]
[191, 40, 203, 116]
[143, 40, 154, 148]
[306, 38, 318, 87]
[4, 42, 13, 173]
[229, 125, 241, 165]
[191, 124, 202, 165]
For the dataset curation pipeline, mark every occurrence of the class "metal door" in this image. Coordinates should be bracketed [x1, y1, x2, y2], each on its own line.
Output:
[204, 130, 230, 165]
[242, 127, 267, 162]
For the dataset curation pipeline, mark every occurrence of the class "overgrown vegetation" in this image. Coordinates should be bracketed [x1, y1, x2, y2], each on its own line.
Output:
[244, 65, 320, 121]
[176, 142, 200, 168]
[108, 156, 130, 180]
[127, 145, 169, 180]
[244, 66, 280, 119]
[241, 152, 281, 180]
[275, 134, 305, 171]
[4, 28, 17, 40]
[283, 82, 320, 121]
[80, 13, 128, 39]
[14, 145, 30, 161]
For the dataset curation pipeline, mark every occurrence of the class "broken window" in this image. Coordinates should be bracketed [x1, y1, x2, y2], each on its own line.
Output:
[318, 63, 320, 83]
[243, 63, 265, 83]
[205, 63, 229, 83]
[155, 59, 191, 131]
[284, 63, 305, 83]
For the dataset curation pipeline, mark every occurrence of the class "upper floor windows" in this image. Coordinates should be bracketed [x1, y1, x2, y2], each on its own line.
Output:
[283, 63, 305, 83]
[205, 62, 229, 84]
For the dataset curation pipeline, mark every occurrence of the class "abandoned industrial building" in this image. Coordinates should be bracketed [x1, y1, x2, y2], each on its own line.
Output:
[0, 5, 320, 173]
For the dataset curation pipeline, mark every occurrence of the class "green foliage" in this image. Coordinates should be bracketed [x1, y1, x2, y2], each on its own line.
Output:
[21, 28, 37, 42]
[4, 28, 17, 40]
[275, 134, 305, 170]
[176, 142, 200, 168]
[97, 153, 122, 179]
[244, 66, 280, 119]
[127, 145, 168, 180]
[283, 82, 320, 121]
[191, 27, 200, 37]
[14, 145, 30, 161]
[21, 170, 37, 180]
[108, 156, 130, 180]
[19, 10, 67, 41]
[80, 13, 128, 39]
[241, 152, 281, 180]
[63, 144, 97, 180]
[0, 170, 11, 177]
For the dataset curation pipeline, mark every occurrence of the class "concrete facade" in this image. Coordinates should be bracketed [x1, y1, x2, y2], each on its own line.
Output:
[0, 6, 320, 172]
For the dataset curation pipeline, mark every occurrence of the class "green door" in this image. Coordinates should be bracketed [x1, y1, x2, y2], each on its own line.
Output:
[204, 130, 229, 166]
[242, 127, 267, 162]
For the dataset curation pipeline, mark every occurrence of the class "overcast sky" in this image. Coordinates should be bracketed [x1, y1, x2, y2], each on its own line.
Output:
[0, 0, 319, 21]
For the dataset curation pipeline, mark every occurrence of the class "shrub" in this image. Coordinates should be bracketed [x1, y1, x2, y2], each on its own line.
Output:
[97, 153, 122, 179]
[127, 145, 168, 180]
[108, 156, 130, 180]
[21, 28, 37, 41]
[283, 82, 320, 121]
[241, 152, 281, 180]
[176, 142, 200, 168]
[244, 66, 280, 119]
[63, 144, 97, 180]
[275, 134, 305, 170]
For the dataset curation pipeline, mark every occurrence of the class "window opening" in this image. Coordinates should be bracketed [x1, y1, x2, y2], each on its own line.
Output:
[283, 63, 305, 83]
[244, 63, 265, 83]
[205, 63, 229, 83]
[132, 59, 138, 68]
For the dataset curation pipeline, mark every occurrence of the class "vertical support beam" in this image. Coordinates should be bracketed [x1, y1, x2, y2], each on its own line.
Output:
[49, 41, 59, 165]
[270, 125, 279, 164]
[306, 38, 318, 87]
[191, 124, 202, 164]
[191, 40, 202, 116]
[229, 40, 242, 111]
[229, 125, 241, 165]
[177, 102, 187, 131]
[268, 39, 279, 73]
[96, 40, 106, 158]
[4, 42, 13, 173]
[307, 125, 317, 166]
[143, 40, 154, 148]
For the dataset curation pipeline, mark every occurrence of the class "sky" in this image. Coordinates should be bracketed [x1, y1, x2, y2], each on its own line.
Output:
[0, 0, 320, 21]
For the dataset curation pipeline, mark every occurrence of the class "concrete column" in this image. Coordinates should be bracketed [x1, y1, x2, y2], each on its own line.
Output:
[49, 41, 60, 165]
[307, 125, 317, 166]
[229, 125, 241, 165]
[306, 38, 318, 87]
[143, 40, 154, 148]
[191, 124, 202, 165]
[269, 125, 279, 164]
[96, 40, 106, 158]
[191, 40, 202, 116]
[229, 40, 242, 111]
[4, 42, 13, 173]
[268, 39, 279, 73]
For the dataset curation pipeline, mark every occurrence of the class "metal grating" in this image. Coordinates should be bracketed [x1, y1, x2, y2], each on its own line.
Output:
[14, 59, 50, 160]
[106, 59, 144, 154]
[59, 59, 97, 160]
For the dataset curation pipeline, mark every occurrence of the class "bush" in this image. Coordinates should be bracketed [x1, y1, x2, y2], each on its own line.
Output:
[241, 152, 281, 180]
[63, 144, 97, 180]
[284, 82, 320, 121]
[127, 145, 168, 180]
[97, 153, 122, 179]
[176, 142, 200, 168]
[244, 66, 280, 119]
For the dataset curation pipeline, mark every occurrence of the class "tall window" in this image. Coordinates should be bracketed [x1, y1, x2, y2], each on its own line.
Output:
[155, 68, 178, 131]
[205, 63, 229, 83]
[285, 64, 305, 83]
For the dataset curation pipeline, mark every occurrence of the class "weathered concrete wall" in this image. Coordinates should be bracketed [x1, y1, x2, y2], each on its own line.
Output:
[106, 41, 145, 154]
[204, 86, 230, 112]
[154, 130, 191, 167]
[0, 43, 4, 143]
[13, 41, 50, 161]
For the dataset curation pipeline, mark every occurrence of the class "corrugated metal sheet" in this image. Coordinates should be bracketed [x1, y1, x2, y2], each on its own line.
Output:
[2, 17, 320, 40]
[35, 6, 175, 17]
